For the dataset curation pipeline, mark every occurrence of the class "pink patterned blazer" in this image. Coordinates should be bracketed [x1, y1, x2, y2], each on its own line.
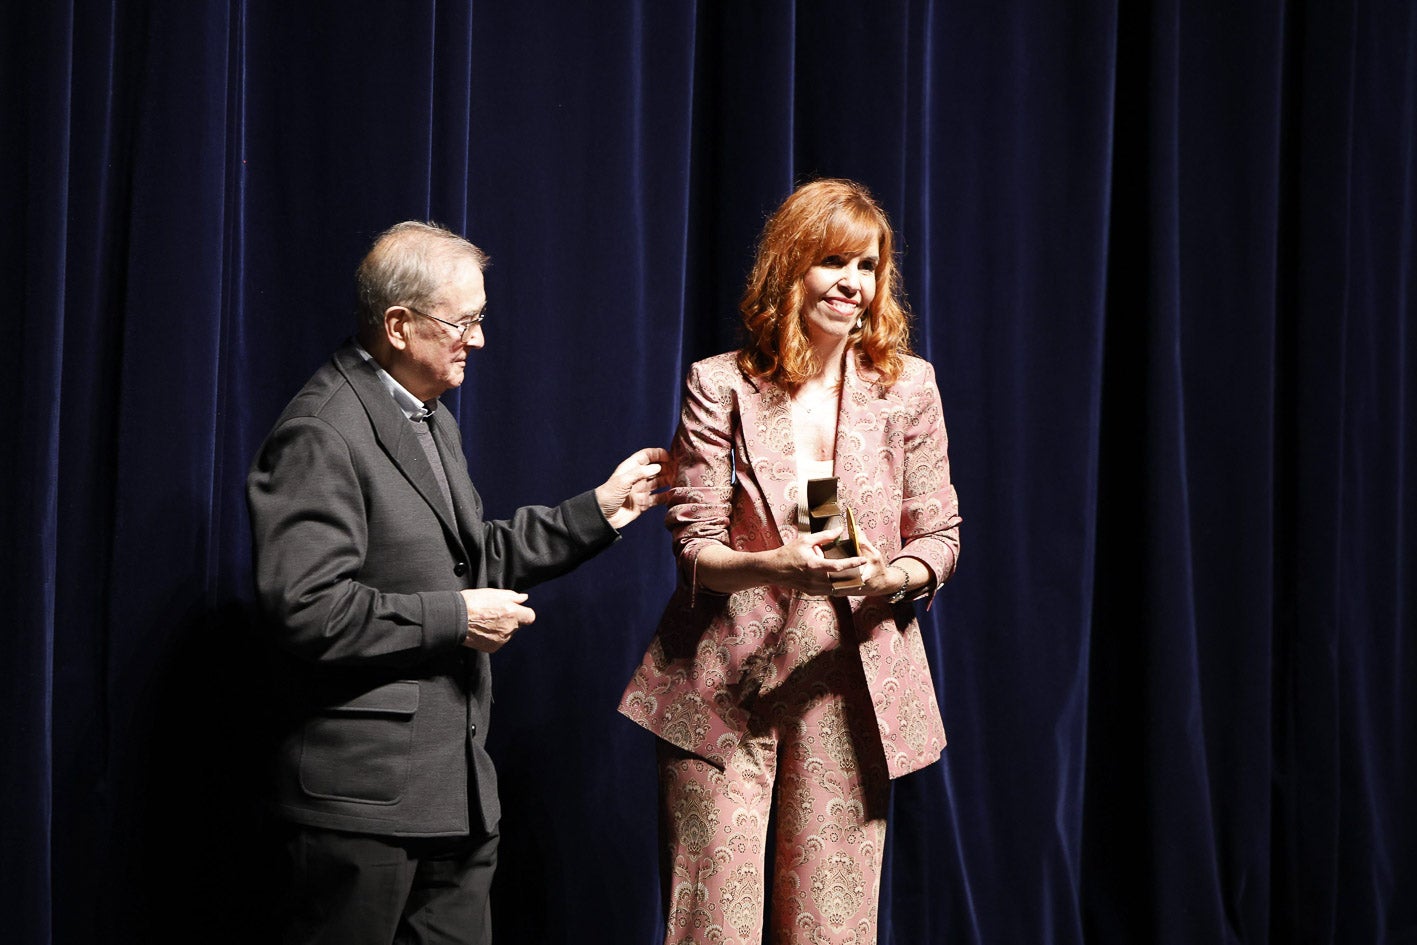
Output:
[619, 349, 961, 779]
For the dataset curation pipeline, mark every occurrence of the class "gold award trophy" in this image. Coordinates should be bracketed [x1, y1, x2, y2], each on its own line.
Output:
[806, 477, 864, 591]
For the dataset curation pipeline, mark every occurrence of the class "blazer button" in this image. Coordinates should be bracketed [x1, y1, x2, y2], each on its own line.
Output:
[453, 561, 468, 576]
[470, 723, 478, 737]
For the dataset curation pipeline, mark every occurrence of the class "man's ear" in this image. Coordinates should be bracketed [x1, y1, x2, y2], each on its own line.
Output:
[384, 306, 411, 350]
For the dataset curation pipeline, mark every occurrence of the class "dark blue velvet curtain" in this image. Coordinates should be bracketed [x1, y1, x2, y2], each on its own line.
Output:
[4, 1, 1415, 943]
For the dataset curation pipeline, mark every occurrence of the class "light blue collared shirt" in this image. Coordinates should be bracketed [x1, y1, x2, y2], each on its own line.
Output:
[353, 340, 437, 421]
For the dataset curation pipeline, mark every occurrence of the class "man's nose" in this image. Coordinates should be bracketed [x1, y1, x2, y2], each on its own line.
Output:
[464, 324, 485, 349]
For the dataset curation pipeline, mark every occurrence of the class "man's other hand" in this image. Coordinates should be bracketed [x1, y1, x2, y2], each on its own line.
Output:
[459, 588, 536, 652]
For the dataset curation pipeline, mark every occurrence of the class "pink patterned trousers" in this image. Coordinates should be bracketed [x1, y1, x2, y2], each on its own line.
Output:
[656, 644, 892, 945]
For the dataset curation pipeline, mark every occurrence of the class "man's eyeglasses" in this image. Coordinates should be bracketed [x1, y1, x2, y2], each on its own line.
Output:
[406, 304, 486, 342]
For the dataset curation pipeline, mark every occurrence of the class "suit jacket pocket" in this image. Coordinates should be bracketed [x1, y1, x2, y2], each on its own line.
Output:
[298, 680, 419, 805]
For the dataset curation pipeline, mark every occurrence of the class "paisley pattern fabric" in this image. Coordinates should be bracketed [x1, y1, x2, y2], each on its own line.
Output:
[620, 351, 961, 779]
[621, 349, 961, 944]
[658, 644, 891, 945]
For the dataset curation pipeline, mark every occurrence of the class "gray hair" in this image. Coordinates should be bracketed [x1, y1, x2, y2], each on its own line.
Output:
[355, 221, 489, 329]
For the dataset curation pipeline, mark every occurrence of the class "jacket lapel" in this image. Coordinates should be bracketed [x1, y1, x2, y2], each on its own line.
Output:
[334, 344, 465, 544]
[717, 353, 893, 545]
[427, 407, 484, 535]
[833, 351, 888, 511]
[733, 372, 801, 542]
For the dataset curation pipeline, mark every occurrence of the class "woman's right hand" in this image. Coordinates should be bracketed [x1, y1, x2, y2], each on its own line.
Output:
[691, 530, 866, 595]
[765, 528, 867, 595]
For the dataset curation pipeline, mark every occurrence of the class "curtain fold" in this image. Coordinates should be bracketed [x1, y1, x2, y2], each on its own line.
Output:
[3, 2, 1415, 943]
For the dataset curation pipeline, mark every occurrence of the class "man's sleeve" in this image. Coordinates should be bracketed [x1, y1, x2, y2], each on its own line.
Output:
[472, 488, 620, 592]
[247, 416, 466, 667]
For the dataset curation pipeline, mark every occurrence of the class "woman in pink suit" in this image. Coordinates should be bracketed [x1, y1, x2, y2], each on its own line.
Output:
[620, 178, 962, 945]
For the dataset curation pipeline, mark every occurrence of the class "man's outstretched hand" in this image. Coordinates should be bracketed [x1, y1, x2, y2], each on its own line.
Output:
[595, 447, 674, 529]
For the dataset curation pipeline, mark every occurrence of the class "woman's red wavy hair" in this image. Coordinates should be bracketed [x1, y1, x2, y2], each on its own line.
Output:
[737, 178, 912, 387]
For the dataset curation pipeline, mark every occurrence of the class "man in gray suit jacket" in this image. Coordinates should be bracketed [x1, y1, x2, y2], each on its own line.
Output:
[247, 221, 670, 945]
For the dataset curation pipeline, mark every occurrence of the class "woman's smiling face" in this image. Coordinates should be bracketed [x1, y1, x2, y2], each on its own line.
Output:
[799, 237, 879, 347]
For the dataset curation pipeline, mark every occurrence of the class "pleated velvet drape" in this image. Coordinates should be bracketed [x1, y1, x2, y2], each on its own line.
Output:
[3, 2, 1415, 943]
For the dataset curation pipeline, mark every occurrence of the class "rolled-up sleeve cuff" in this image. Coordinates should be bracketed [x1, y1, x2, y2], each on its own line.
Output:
[420, 590, 468, 650]
[676, 540, 729, 607]
[565, 489, 622, 548]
